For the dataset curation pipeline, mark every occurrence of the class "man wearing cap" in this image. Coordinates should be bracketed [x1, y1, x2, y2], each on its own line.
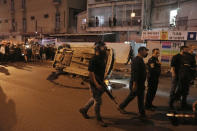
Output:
[118, 47, 148, 118]
[79, 41, 108, 127]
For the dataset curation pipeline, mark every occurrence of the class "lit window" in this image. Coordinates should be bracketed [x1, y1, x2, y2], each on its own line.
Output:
[170, 9, 177, 26]
[82, 19, 86, 24]
[97, 16, 104, 26]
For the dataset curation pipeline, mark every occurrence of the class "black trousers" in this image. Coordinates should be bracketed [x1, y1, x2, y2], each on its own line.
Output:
[178, 71, 191, 106]
[169, 73, 191, 107]
[119, 84, 145, 115]
[126, 56, 132, 64]
[169, 76, 179, 105]
[145, 76, 159, 107]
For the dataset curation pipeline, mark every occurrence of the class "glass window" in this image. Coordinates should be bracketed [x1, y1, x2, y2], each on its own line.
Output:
[44, 14, 49, 18]
[31, 16, 35, 20]
[170, 9, 177, 26]
[22, 0, 26, 9]
[12, 18, 16, 32]
[11, 0, 15, 11]
[55, 12, 60, 31]
[22, 18, 27, 32]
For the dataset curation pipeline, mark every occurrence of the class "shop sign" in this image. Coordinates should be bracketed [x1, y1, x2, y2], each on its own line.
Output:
[160, 31, 168, 40]
[187, 32, 197, 40]
[141, 31, 160, 40]
[168, 31, 187, 40]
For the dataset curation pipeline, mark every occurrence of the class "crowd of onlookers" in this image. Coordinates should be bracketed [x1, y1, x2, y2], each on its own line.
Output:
[0, 42, 56, 63]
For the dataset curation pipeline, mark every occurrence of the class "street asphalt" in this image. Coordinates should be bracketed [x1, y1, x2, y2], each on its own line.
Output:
[0, 62, 197, 131]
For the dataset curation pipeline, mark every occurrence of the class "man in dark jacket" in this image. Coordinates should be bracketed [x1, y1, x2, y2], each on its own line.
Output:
[169, 46, 190, 109]
[118, 47, 149, 118]
[178, 48, 196, 109]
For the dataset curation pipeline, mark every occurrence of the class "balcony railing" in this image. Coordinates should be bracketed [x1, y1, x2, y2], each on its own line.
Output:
[87, 18, 141, 32]
[88, 19, 141, 27]
[89, 0, 139, 4]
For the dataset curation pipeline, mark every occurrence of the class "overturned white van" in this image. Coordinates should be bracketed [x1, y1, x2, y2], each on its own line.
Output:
[53, 44, 115, 79]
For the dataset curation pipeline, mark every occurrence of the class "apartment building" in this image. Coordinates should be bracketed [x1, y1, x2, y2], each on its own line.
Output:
[145, 0, 197, 31]
[0, 0, 86, 39]
[79, 0, 144, 42]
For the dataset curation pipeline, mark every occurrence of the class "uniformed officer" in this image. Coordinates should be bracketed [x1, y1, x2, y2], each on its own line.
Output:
[145, 48, 161, 110]
[169, 46, 189, 109]
[118, 47, 148, 118]
[79, 41, 108, 127]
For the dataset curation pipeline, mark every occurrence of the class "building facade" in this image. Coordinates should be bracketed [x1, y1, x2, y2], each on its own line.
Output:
[79, 0, 144, 42]
[145, 0, 197, 31]
[77, 0, 197, 42]
[0, 0, 86, 39]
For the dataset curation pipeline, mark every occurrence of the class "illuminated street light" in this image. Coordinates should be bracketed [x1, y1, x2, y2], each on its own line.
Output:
[131, 12, 135, 18]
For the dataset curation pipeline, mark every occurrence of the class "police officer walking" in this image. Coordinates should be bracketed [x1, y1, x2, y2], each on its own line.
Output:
[145, 48, 161, 110]
[79, 41, 108, 127]
[118, 47, 148, 118]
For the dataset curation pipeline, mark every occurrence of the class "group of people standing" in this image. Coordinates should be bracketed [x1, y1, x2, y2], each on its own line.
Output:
[0, 42, 56, 63]
[23, 43, 56, 63]
[0, 43, 24, 63]
[79, 41, 196, 127]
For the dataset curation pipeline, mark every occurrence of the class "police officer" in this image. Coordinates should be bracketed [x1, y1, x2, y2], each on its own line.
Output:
[79, 41, 108, 127]
[169, 46, 189, 109]
[118, 47, 148, 118]
[145, 48, 161, 110]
